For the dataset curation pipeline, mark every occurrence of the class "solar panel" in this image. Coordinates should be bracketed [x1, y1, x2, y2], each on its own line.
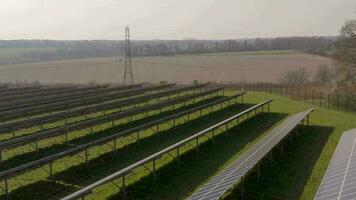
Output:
[0, 84, 172, 121]
[187, 108, 314, 200]
[60, 99, 272, 200]
[0, 87, 223, 152]
[314, 128, 356, 200]
[0, 93, 244, 180]
[0, 84, 206, 133]
[0, 84, 140, 111]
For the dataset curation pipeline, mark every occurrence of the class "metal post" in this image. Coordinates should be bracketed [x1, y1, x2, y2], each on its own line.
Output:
[291, 87, 294, 99]
[176, 148, 180, 165]
[35, 141, 38, 151]
[136, 131, 140, 144]
[240, 177, 245, 200]
[49, 162, 53, 180]
[4, 177, 8, 200]
[85, 149, 88, 163]
[153, 159, 157, 182]
[212, 130, 215, 144]
[280, 141, 284, 156]
[269, 151, 274, 162]
[114, 139, 117, 150]
[65, 132, 68, 143]
[122, 176, 126, 199]
[256, 164, 261, 182]
[196, 138, 199, 155]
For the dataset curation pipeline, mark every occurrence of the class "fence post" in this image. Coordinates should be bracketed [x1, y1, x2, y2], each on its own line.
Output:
[337, 94, 340, 110]
[352, 93, 355, 112]
[291, 87, 294, 99]
[311, 90, 314, 105]
[347, 94, 351, 112]
[304, 88, 307, 103]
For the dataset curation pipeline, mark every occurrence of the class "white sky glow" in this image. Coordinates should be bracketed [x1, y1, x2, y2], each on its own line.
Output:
[0, 0, 354, 40]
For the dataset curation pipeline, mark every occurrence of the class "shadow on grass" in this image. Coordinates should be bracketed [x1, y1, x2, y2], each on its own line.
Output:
[224, 125, 334, 200]
[0, 180, 77, 200]
[0, 96, 224, 171]
[106, 112, 287, 200]
[3, 102, 254, 200]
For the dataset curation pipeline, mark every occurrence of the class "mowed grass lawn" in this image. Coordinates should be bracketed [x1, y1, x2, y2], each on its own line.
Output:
[225, 91, 356, 200]
[2, 91, 355, 200]
[101, 91, 356, 200]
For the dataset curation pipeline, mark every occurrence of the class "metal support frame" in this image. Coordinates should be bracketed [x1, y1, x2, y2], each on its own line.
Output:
[240, 177, 245, 199]
[1, 177, 8, 200]
[0, 91, 245, 200]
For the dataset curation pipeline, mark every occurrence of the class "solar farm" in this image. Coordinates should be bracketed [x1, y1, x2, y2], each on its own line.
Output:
[0, 83, 355, 200]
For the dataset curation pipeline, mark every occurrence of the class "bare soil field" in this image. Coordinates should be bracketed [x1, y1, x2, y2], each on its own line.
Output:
[0, 51, 332, 84]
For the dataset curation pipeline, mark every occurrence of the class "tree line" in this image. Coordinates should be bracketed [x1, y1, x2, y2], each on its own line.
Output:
[0, 36, 334, 65]
[279, 20, 355, 93]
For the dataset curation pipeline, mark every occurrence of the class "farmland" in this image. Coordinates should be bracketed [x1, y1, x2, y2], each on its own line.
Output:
[0, 51, 332, 84]
[0, 81, 355, 200]
[1, 0, 354, 199]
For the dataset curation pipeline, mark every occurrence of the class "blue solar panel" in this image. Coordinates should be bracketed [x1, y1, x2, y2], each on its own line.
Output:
[187, 108, 314, 200]
[314, 128, 356, 200]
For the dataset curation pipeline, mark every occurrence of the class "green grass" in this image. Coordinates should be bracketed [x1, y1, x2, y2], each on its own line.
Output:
[241, 92, 356, 200]
[1, 94, 245, 200]
[92, 91, 355, 200]
[2, 91, 355, 200]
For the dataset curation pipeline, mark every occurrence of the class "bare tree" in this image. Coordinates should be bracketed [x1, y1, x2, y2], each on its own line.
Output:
[333, 20, 356, 84]
[313, 64, 335, 83]
[280, 67, 310, 86]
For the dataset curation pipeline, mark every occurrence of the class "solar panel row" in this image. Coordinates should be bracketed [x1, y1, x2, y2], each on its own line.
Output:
[0, 85, 39, 93]
[0, 84, 206, 133]
[0, 84, 142, 111]
[0, 87, 223, 154]
[60, 99, 272, 200]
[0, 84, 174, 121]
[0, 92, 244, 182]
[314, 128, 356, 200]
[187, 108, 314, 200]
[0, 85, 84, 100]
[0, 84, 146, 113]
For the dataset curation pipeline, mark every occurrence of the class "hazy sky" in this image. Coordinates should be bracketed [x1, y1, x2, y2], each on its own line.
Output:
[0, 0, 354, 40]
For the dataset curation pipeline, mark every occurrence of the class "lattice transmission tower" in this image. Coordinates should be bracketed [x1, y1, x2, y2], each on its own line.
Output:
[123, 26, 134, 85]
